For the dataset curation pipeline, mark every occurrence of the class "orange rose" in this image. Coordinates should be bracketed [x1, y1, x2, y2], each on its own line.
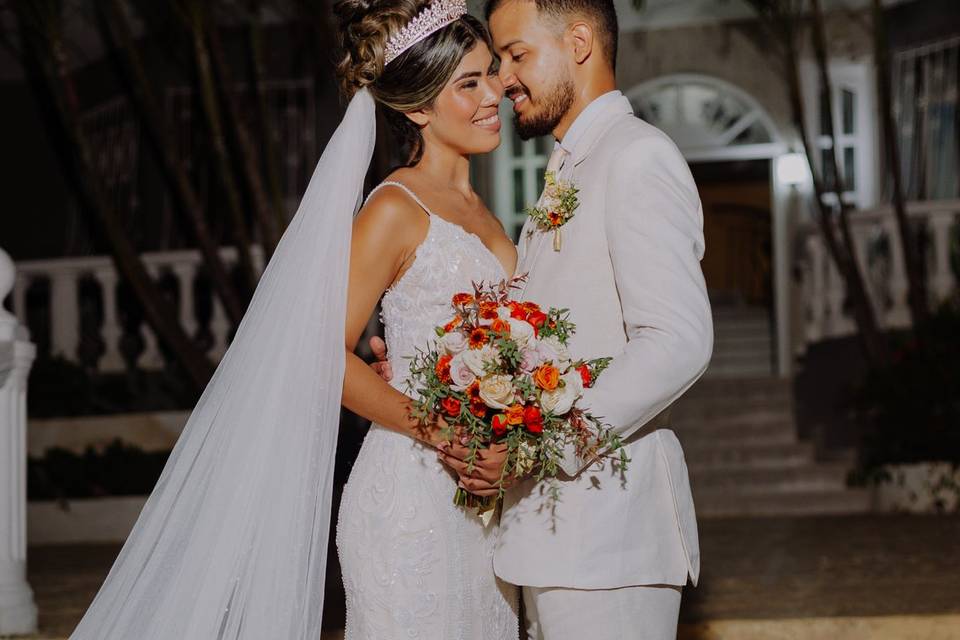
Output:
[490, 318, 510, 335]
[441, 397, 462, 417]
[452, 293, 474, 306]
[534, 364, 560, 391]
[505, 404, 524, 426]
[548, 211, 563, 226]
[443, 316, 463, 333]
[435, 354, 453, 384]
[509, 302, 528, 321]
[527, 311, 548, 334]
[468, 327, 488, 349]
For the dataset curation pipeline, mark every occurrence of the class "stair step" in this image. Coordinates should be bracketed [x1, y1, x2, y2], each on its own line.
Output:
[673, 395, 794, 418]
[673, 422, 797, 447]
[686, 376, 791, 395]
[694, 488, 872, 517]
[690, 463, 851, 493]
[673, 408, 794, 427]
[704, 363, 775, 378]
[683, 442, 816, 470]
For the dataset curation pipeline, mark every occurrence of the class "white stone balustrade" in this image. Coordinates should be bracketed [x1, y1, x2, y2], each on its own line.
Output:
[8, 246, 264, 373]
[0, 247, 38, 636]
[799, 199, 960, 347]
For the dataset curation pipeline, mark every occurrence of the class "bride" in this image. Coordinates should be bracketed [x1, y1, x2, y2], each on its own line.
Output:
[68, 0, 519, 638]
[334, 0, 518, 638]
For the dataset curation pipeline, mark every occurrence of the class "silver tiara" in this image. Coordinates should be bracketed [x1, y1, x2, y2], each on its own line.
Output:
[384, 0, 469, 66]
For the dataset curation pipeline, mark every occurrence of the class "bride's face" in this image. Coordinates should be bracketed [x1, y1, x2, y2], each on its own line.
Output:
[415, 44, 504, 155]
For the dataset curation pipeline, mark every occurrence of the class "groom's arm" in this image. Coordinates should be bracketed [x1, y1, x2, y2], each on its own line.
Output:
[560, 133, 713, 477]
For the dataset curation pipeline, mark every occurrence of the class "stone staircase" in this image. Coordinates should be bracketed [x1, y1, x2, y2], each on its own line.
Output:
[705, 305, 774, 378]
[672, 376, 871, 518]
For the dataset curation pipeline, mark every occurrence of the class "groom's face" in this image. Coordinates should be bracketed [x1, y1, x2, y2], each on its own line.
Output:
[489, 1, 575, 141]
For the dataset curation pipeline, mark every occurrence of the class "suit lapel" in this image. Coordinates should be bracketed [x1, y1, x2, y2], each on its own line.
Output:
[517, 96, 634, 299]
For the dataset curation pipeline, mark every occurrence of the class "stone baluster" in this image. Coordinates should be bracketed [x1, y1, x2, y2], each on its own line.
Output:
[11, 277, 27, 330]
[209, 296, 230, 361]
[826, 255, 848, 337]
[883, 217, 910, 328]
[49, 268, 79, 360]
[928, 210, 957, 303]
[137, 266, 163, 370]
[0, 247, 38, 635]
[805, 235, 826, 343]
[93, 266, 124, 373]
[171, 262, 199, 341]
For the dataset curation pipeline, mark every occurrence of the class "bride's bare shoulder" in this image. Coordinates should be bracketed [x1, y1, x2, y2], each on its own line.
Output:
[353, 181, 429, 254]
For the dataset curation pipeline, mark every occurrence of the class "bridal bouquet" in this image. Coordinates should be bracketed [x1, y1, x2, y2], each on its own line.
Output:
[406, 278, 628, 517]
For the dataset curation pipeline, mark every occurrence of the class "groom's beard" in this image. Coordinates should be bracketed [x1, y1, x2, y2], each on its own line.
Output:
[512, 78, 576, 140]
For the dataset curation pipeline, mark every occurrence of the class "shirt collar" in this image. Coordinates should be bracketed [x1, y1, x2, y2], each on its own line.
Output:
[555, 90, 624, 155]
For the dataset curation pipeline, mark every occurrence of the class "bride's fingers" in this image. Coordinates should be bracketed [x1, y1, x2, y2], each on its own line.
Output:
[458, 477, 499, 496]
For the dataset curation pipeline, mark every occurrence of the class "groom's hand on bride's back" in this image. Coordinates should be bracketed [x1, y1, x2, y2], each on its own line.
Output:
[368, 336, 393, 382]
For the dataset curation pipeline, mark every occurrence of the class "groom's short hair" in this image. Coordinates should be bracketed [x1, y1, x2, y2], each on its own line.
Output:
[484, 0, 619, 69]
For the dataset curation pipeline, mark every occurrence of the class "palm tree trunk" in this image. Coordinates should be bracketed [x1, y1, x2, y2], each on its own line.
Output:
[14, 3, 215, 390]
[186, 7, 259, 294]
[95, 0, 247, 327]
[871, 0, 929, 325]
[243, 5, 288, 233]
[207, 22, 281, 258]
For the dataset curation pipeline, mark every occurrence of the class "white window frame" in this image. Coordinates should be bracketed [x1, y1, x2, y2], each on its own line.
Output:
[491, 102, 551, 241]
[801, 60, 879, 210]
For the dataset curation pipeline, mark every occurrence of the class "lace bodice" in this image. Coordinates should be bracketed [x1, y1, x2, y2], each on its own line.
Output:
[376, 182, 508, 388]
[337, 181, 519, 640]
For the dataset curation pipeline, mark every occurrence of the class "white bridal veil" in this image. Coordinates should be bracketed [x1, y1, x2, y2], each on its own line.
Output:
[70, 89, 376, 639]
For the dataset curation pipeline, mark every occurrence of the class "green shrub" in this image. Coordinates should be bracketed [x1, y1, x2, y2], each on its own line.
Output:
[854, 301, 960, 480]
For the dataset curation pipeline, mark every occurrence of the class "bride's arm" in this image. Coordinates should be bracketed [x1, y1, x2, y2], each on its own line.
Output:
[341, 190, 447, 448]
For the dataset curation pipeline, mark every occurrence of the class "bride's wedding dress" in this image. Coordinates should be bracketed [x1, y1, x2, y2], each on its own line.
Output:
[337, 181, 519, 640]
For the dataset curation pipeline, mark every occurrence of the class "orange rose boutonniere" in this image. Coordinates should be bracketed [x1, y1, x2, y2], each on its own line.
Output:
[526, 171, 580, 252]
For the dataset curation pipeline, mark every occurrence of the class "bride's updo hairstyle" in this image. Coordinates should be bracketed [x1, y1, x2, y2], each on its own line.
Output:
[335, 0, 494, 165]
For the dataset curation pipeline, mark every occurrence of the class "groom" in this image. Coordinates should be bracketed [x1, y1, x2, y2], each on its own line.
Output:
[374, 1, 712, 637]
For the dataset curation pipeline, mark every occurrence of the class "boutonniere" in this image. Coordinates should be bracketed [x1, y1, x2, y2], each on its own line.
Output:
[525, 171, 580, 252]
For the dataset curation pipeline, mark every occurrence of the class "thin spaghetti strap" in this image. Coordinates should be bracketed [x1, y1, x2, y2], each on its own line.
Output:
[365, 180, 433, 217]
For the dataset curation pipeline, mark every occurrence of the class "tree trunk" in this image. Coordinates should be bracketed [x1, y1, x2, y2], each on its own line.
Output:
[186, 7, 259, 294]
[14, 4, 215, 390]
[95, 0, 247, 327]
[243, 4, 288, 234]
[207, 22, 281, 258]
[807, 0, 888, 366]
[871, 0, 929, 325]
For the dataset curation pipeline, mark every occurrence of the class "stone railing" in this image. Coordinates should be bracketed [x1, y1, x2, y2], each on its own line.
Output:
[0, 247, 38, 635]
[799, 199, 960, 346]
[9, 247, 264, 373]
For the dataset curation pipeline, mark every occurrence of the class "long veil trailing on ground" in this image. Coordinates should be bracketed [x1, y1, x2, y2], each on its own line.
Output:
[69, 90, 376, 640]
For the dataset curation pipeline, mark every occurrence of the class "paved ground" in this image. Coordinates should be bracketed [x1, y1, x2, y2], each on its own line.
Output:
[13, 514, 960, 638]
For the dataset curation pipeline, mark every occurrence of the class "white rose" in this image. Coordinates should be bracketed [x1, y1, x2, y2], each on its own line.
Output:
[540, 375, 581, 416]
[508, 318, 535, 347]
[479, 374, 515, 410]
[541, 336, 570, 364]
[449, 352, 476, 390]
[535, 338, 558, 365]
[461, 345, 499, 377]
[562, 370, 584, 396]
[440, 331, 468, 355]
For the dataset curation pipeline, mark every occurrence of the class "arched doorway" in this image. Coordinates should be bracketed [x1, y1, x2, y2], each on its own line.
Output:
[626, 74, 792, 377]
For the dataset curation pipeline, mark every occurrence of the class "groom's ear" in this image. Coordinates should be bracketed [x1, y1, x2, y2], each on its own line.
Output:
[567, 20, 595, 65]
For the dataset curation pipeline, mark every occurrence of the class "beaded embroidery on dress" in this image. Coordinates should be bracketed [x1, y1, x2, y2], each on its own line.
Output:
[336, 182, 519, 640]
